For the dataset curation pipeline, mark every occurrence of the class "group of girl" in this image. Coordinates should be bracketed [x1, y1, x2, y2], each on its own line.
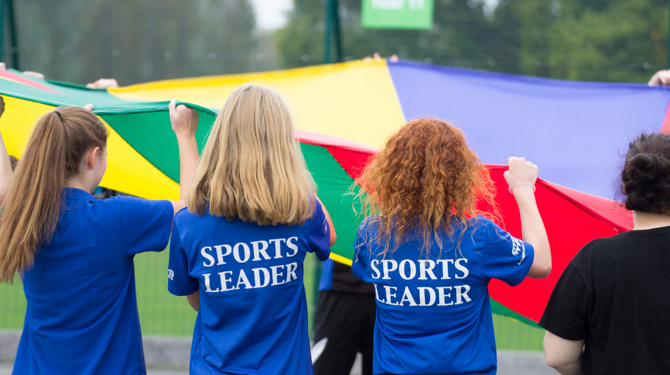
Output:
[0, 83, 666, 375]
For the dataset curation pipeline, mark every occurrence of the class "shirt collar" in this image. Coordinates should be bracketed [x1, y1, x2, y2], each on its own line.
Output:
[63, 187, 96, 203]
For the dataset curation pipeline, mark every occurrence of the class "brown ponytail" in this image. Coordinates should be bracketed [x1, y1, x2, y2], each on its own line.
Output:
[0, 107, 107, 283]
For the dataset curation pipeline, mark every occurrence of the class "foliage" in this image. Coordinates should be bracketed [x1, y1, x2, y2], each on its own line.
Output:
[276, 0, 670, 83]
[543, 0, 669, 82]
[8, 0, 257, 84]
[2, 0, 668, 85]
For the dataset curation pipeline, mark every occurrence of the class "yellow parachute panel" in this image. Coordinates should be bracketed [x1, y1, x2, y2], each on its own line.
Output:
[110, 60, 406, 149]
[0, 96, 178, 200]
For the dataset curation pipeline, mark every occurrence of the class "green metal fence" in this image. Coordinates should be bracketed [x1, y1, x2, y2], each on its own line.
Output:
[0, 247, 545, 351]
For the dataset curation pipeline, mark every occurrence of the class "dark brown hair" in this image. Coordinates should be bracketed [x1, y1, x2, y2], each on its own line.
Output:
[621, 133, 670, 214]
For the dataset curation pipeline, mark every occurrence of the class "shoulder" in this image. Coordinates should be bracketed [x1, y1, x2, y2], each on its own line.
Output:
[311, 196, 325, 217]
[104, 195, 171, 211]
[174, 206, 192, 223]
[467, 216, 507, 241]
[98, 196, 173, 223]
[87, 195, 126, 217]
[356, 216, 382, 241]
[354, 216, 380, 252]
[571, 231, 635, 265]
[579, 231, 632, 256]
[561, 232, 638, 279]
[469, 216, 496, 230]
[358, 216, 379, 231]
[174, 205, 220, 229]
[302, 194, 328, 228]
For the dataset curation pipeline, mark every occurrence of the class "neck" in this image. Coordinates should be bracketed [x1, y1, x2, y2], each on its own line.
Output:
[633, 211, 670, 230]
[65, 176, 95, 193]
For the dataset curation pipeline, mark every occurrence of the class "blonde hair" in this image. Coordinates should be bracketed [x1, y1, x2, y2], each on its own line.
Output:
[0, 107, 107, 283]
[188, 84, 315, 225]
[356, 118, 497, 256]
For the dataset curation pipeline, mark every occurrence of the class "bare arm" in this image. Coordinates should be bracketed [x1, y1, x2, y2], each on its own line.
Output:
[186, 291, 200, 312]
[544, 331, 584, 375]
[315, 195, 337, 246]
[168, 100, 200, 214]
[172, 103, 201, 312]
[0, 130, 11, 201]
[504, 157, 551, 278]
[0, 98, 12, 201]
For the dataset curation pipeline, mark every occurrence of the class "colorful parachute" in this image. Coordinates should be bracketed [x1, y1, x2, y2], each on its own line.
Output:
[3, 59, 669, 325]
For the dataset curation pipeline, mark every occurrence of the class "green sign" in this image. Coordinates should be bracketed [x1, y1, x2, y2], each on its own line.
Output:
[361, 0, 434, 30]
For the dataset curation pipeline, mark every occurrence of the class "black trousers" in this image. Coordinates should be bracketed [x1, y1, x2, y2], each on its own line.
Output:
[312, 291, 376, 375]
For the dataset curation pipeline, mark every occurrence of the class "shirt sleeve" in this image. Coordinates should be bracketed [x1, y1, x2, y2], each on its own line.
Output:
[305, 198, 331, 261]
[119, 197, 174, 256]
[539, 261, 588, 341]
[167, 219, 199, 296]
[478, 218, 535, 286]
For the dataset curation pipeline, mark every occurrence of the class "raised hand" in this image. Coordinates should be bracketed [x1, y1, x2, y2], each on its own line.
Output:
[169, 99, 199, 138]
[504, 156, 538, 194]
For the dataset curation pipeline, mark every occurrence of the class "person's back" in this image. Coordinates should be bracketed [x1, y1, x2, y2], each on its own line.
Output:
[541, 133, 670, 375]
[583, 230, 670, 372]
[0, 103, 200, 375]
[355, 216, 535, 374]
[167, 84, 336, 375]
[351, 118, 551, 374]
[15, 191, 171, 375]
[542, 227, 670, 374]
[171, 205, 329, 374]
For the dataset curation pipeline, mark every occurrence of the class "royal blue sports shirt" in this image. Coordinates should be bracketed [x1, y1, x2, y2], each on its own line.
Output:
[13, 188, 174, 375]
[352, 216, 534, 375]
[168, 200, 330, 375]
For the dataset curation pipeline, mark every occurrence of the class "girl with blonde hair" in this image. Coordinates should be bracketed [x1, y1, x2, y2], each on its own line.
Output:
[0, 101, 200, 375]
[168, 84, 336, 375]
[352, 118, 551, 375]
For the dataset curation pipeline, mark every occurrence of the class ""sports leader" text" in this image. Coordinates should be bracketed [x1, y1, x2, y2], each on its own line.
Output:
[370, 258, 473, 307]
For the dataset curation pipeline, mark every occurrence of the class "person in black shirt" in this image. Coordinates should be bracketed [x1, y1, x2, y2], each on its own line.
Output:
[540, 133, 670, 375]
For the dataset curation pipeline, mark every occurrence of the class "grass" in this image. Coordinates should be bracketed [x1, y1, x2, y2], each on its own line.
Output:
[0, 250, 544, 350]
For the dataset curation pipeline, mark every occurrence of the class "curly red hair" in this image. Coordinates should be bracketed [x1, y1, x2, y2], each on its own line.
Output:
[356, 118, 497, 256]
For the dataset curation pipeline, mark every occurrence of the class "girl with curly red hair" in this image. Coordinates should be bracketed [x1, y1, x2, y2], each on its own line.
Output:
[352, 118, 551, 375]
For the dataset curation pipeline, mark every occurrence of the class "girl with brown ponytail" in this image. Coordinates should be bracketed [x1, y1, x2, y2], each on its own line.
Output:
[0, 101, 199, 375]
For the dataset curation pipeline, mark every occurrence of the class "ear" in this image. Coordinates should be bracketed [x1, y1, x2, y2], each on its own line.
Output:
[85, 146, 101, 170]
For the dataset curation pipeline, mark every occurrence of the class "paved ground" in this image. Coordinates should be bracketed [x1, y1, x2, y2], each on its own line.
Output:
[1, 352, 557, 375]
[0, 330, 556, 374]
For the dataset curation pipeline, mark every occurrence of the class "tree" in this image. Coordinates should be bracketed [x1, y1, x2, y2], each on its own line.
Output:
[276, 0, 670, 83]
[543, 0, 668, 82]
[12, 0, 257, 84]
[276, 0, 499, 70]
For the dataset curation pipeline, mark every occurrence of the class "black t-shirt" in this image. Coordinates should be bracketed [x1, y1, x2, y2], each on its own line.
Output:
[539, 226, 670, 375]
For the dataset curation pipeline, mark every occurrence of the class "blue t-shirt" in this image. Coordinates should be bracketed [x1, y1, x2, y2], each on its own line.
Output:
[168, 200, 331, 375]
[352, 216, 534, 375]
[13, 188, 174, 375]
